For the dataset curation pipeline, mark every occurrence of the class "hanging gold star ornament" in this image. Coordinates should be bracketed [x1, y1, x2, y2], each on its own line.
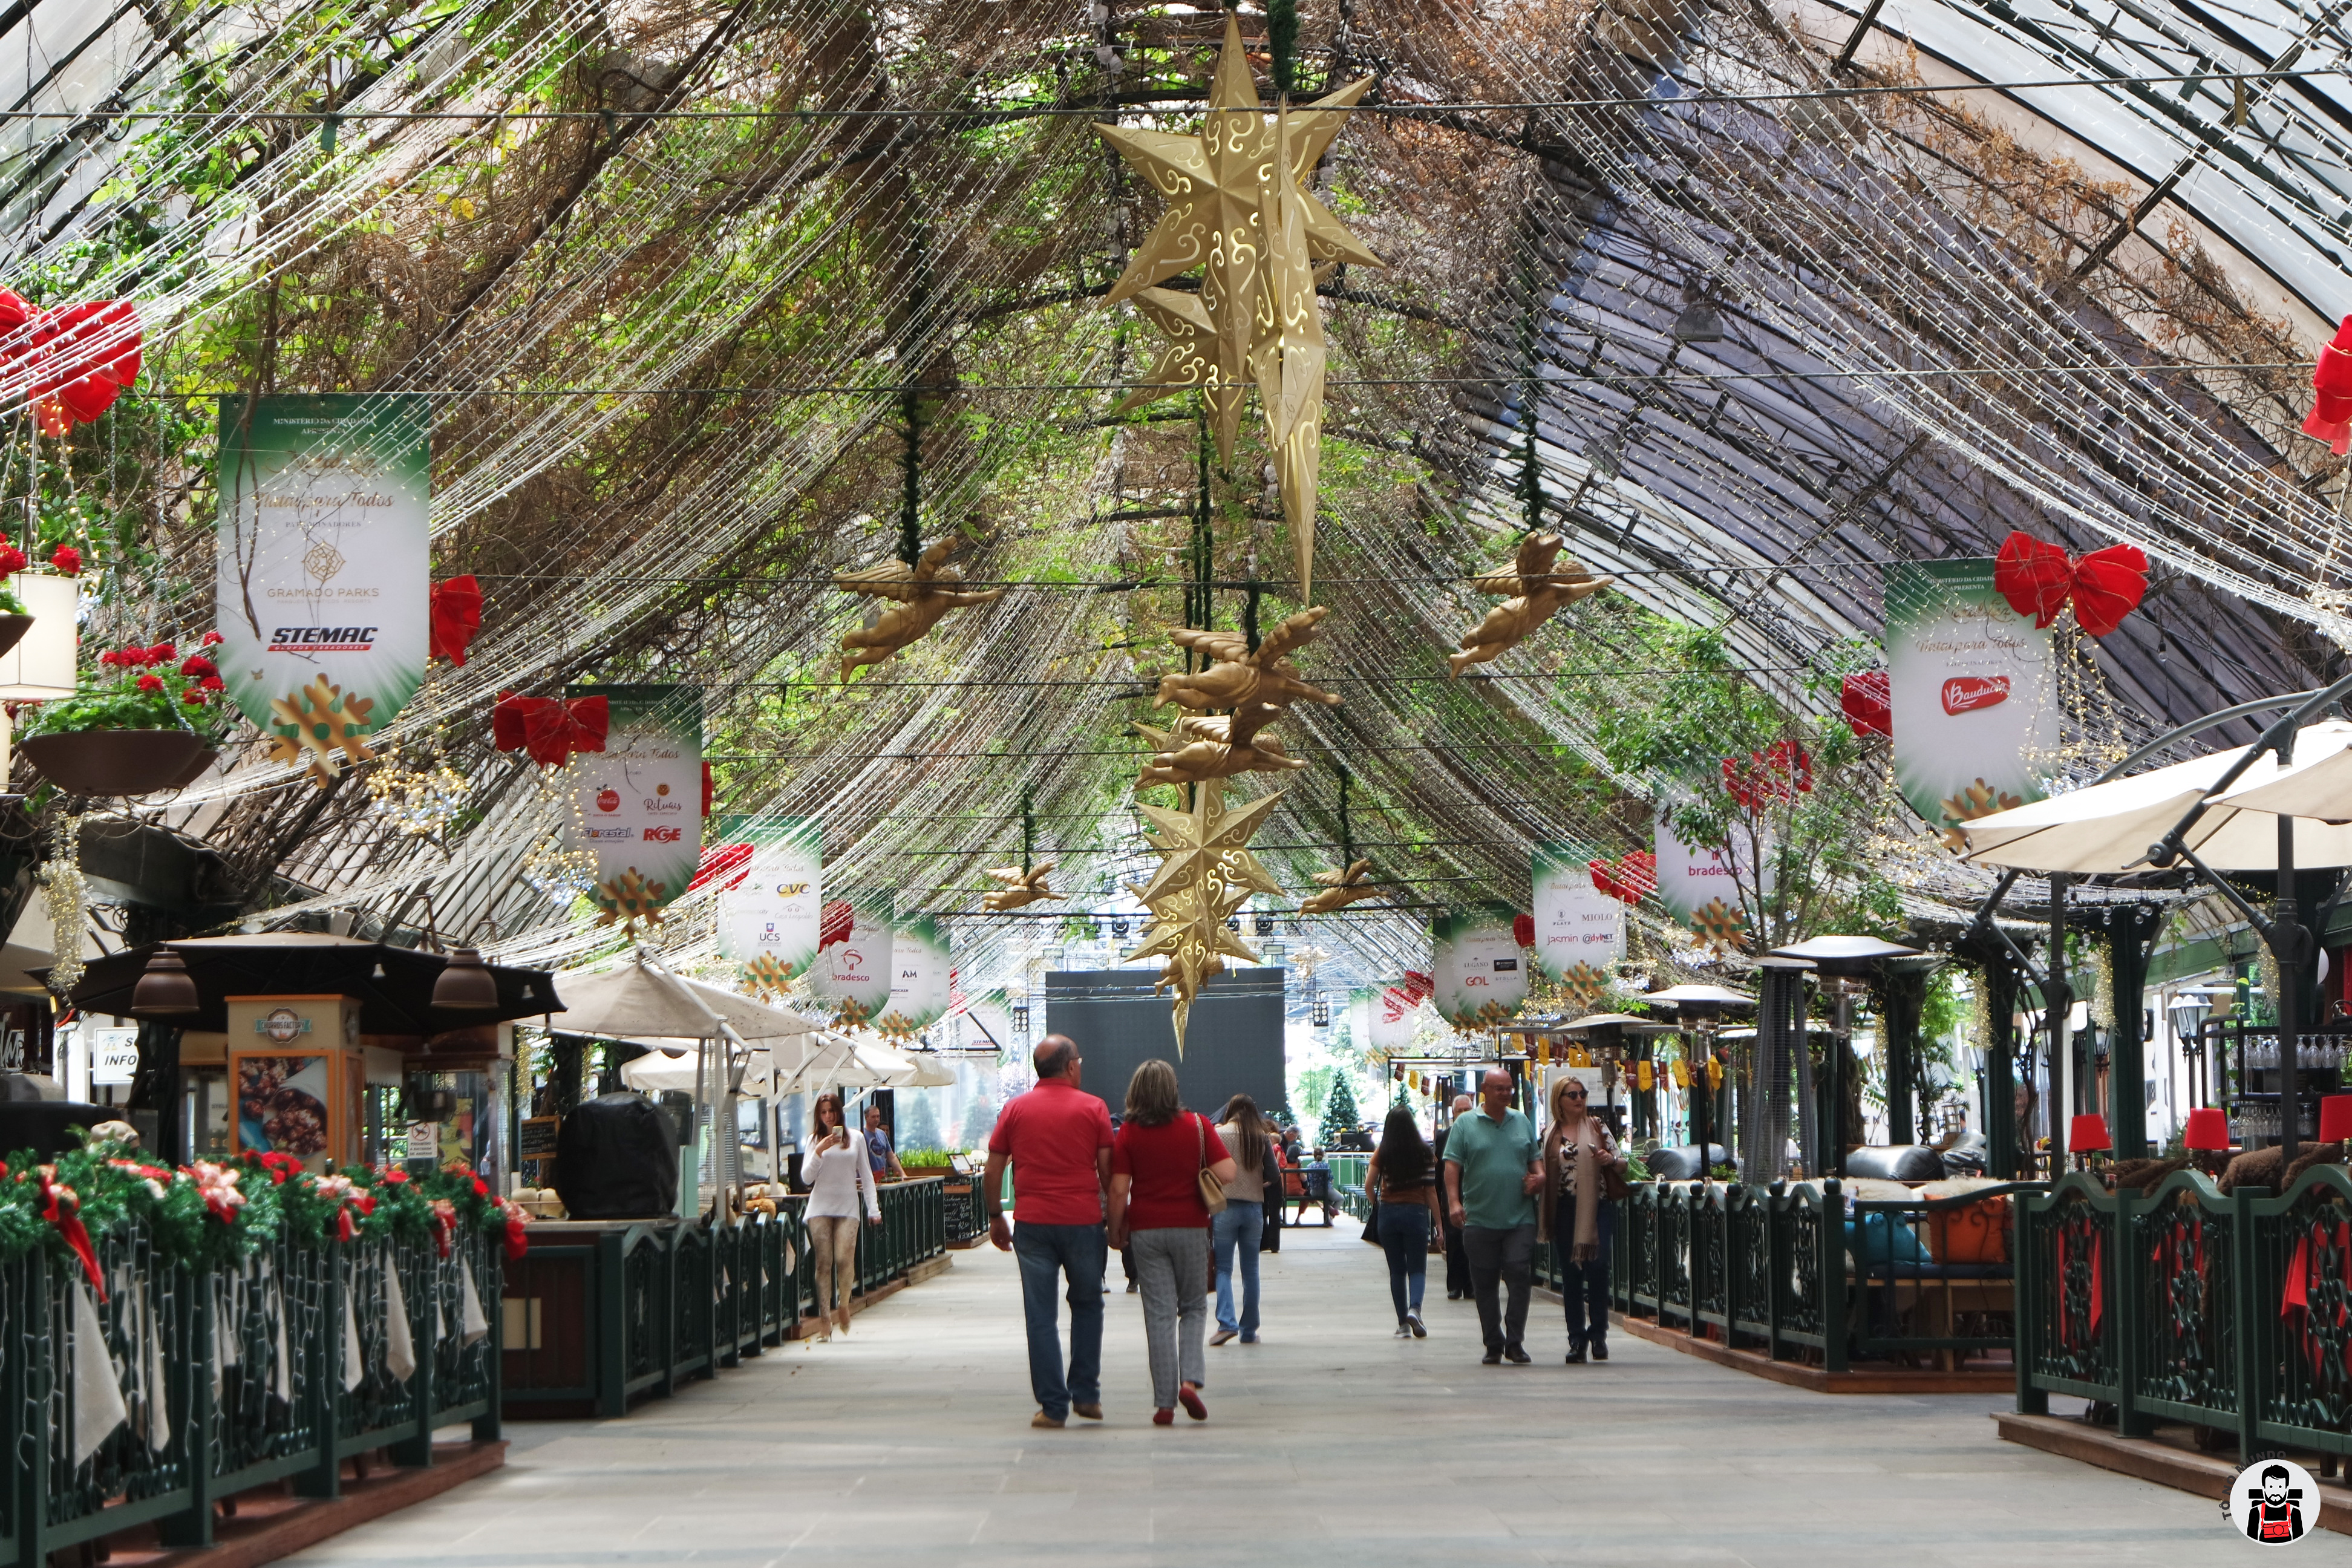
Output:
[982, 860, 1065, 913]
[835, 536, 1005, 680]
[1097, 11, 1379, 598]
[1299, 857, 1380, 915]
[1448, 533, 1613, 676]
[1125, 780, 1285, 1053]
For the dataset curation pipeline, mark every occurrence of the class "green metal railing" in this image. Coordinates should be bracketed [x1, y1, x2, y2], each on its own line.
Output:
[2019, 1165, 2352, 1462]
[1330, 1154, 1370, 1220]
[1568, 1180, 2040, 1370]
[2, 1223, 500, 1568]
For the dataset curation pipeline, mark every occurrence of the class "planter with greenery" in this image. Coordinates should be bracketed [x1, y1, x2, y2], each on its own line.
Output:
[18, 632, 235, 795]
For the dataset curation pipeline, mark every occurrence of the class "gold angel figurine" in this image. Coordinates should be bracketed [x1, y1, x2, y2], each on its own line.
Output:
[982, 861, 1064, 913]
[1447, 533, 1612, 677]
[1156, 606, 1342, 714]
[1299, 857, 1381, 915]
[836, 537, 1006, 679]
[1134, 705, 1310, 789]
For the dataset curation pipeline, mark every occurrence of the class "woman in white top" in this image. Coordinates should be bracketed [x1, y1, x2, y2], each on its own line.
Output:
[803, 1092, 881, 1341]
[1209, 1094, 1279, 1346]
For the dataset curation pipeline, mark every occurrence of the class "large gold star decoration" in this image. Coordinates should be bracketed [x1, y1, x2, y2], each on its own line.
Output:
[1125, 780, 1285, 1053]
[1096, 11, 1379, 599]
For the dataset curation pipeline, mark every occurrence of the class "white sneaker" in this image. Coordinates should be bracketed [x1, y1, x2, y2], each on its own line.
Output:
[1393, 1322, 1413, 1338]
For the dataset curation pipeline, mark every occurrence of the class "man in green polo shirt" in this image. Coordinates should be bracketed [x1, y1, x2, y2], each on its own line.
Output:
[1443, 1069, 1543, 1365]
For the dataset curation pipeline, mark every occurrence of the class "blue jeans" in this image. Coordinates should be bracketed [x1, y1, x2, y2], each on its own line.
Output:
[1376, 1202, 1431, 1321]
[1013, 1222, 1105, 1420]
[1210, 1201, 1262, 1337]
[1553, 1200, 1615, 1349]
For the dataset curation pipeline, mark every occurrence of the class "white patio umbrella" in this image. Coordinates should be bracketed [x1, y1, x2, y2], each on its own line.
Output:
[1961, 720, 2352, 874]
[773, 1031, 894, 1097]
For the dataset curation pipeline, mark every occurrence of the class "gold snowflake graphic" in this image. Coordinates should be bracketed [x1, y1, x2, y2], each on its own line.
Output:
[1939, 777, 2025, 851]
[268, 676, 377, 786]
[742, 954, 794, 1001]
[592, 867, 668, 934]
[1688, 897, 1747, 956]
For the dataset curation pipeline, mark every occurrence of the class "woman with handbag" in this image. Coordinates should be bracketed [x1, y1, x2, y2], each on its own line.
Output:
[1365, 1106, 1444, 1339]
[1209, 1094, 1280, 1346]
[1108, 1060, 1237, 1425]
[1540, 1074, 1624, 1363]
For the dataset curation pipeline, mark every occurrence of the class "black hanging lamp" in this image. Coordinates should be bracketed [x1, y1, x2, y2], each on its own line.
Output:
[431, 946, 501, 1013]
[129, 948, 201, 1019]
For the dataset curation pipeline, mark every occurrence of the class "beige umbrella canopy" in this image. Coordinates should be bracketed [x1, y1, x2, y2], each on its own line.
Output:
[550, 957, 822, 1043]
[1960, 721, 2352, 874]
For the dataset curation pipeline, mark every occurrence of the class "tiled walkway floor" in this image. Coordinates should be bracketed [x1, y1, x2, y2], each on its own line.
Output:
[288, 1224, 2260, 1567]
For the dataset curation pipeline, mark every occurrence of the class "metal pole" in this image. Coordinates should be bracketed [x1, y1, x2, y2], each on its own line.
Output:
[2278, 814, 2302, 1163]
[2048, 874, 2071, 1168]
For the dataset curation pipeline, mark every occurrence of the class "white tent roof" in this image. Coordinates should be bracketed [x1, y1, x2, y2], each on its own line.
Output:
[550, 956, 821, 1042]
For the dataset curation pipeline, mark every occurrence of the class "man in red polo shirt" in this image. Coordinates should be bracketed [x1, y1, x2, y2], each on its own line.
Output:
[984, 1035, 1114, 1429]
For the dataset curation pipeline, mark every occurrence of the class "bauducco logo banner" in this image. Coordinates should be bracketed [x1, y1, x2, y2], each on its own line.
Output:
[564, 684, 703, 923]
[1882, 558, 2056, 851]
[214, 394, 430, 775]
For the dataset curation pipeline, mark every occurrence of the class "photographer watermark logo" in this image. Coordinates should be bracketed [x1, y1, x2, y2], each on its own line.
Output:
[2226, 1458, 2316, 1546]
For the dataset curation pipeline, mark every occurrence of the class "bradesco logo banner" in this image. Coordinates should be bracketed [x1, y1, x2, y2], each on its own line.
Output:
[881, 907, 951, 1036]
[1652, 809, 1751, 926]
[1432, 904, 1527, 1028]
[1531, 844, 1622, 980]
[1882, 558, 2055, 851]
[713, 815, 822, 976]
[214, 394, 429, 756]
[811, 890, 894, 1028]
[567, 684, 702, 918]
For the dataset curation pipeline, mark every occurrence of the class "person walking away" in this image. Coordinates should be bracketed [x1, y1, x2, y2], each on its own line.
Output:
[1108, 1060, 1236, 1424]
[1368, 1106, 1443, 1338]
[1443, 1070, 1543, 1365]
[865, 1104, 906, 1181]
[1436, 1094, 1474, 1299]
[1209, 1094, 1279, 1345]
[1541, 1074, 1622, 1362]
[802, 1093, 880, 1341]
[984, 1036, 1115, 1429]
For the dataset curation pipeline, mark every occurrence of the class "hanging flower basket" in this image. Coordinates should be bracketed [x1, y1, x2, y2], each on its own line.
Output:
[21, 729, 215, 795]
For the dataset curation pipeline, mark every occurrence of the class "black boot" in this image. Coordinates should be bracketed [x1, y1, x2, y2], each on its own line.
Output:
[1564, 1341, 1587, 1364]
[1590, 1338, 1609, 1362]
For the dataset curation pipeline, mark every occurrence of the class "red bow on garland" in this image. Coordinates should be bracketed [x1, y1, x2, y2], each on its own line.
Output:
[429, 576, 483, 666]
[1722, 740, 1812, 811]
[1841, 671, 1892, 739]
[0, 292, 142, 437]
[1588, 851, 1657, 906]
[818, 899, 855, 950]
[1993, 531, 2148, 638]
[492, 692, 609, 767]
[38, 1166, 105, 1300]
[688, 841, 754, 892]
[1511, 913, 1536, 949]
[2305, 316, 2352, 454]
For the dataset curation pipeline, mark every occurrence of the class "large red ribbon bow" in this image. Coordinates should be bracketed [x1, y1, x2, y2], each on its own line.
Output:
[1992, 531, 2148, 638]
[38, 1167, 105, 1300]
[492, 692, 609, 767]
[429, 576, 483, 666]
[1588, 851, 1657, 906]
[1841, 671, 1892, 739]
[2306, 316, 2352, 454]
[0, 291, 142, 437]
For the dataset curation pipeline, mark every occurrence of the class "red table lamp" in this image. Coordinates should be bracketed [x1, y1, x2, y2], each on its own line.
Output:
[2184, 1106, 2231, 1152]
[2069, 1114, 2112, 1161]
[2321, 1094, 2352, 1147]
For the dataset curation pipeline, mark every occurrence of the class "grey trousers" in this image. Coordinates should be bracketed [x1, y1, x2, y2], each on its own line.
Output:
[1129, 1226, 1209, 1410]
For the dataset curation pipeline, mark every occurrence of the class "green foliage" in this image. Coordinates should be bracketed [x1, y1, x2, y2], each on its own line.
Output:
[1296, 1064, 1336, 1119]
[18, 637, 234, 742]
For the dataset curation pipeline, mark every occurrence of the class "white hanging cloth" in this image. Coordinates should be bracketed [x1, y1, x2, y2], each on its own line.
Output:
[458, 1256, 489, 1347]
[70, 1280, 128, 1466]
[265, 1257, 291, 1402]
[341, 1263, 366, 1392]
[142, 1282, 170, 1449]
[384, 1256, 418, 1382]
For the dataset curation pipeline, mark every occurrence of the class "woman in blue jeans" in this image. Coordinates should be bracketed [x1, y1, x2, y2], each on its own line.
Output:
[1368, 1106, 1443, 1337]
[1209, 1095, 1280, 1345]
[1540, 1074, 1621, 1362]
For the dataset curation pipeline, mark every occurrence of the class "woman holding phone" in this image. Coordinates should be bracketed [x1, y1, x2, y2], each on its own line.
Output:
[803, 1092, 881, 1341]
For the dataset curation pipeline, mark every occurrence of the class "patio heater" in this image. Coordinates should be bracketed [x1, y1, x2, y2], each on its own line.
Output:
[1761, 936, 1922, 1180]
[1642, 983, 1752, 1165]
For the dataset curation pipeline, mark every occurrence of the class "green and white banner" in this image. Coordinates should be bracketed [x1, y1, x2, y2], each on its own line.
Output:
[1531, 844, 1621, 980]
[215, 394, 429, 765]
[881, 907, 952, 1038]
[1653, 809, 1754, 933]
[1432, 903, 1527, 1028]
[1882, 559, 2056, 848]
[812, 890, 895, 1028]
[567, 684, 702, 923]
[714, 815, 822, 979]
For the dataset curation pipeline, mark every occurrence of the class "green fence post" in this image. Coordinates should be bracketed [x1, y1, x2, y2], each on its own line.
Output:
[18, 1250, 53, 1568]
[296, 1250, 342, 1500]
[1766, 1183, 1786, 1362]
[659, 1226, 680, 1400]
[2112, 1189, 2153, 1437]
[1821, 1179, 1848, 1375]
[391, 1250, 434, 1467]
[596, 1230, 627, 1419]
[2232, 1186, 2259, 1463]
[2016, 1191, 2047, 1416]
[156, 1261, 215, 1549]
[476, 1242, 503, 1442]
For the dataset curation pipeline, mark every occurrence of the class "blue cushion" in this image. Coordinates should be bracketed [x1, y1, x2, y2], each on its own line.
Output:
[1845, 1212, 1929, 1267]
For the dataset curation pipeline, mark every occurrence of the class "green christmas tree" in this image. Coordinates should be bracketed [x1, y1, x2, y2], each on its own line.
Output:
[1318, 1071, 1362, 1148]
[898, 1092, 941, 1154]
[958, 1091, 997, 1150]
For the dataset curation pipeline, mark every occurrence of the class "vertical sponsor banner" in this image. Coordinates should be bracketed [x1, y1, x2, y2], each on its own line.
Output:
[1432, 904, 1528, 1028]
[1653, 811, 1744, 927]
[1368, 984, 1419, 1051]
[567, 685, 702, 923]
[1350, 987, 1373, 1051]
[215, 394, 429, 774]
[811, 890, 895, 1028]
[881, 907, 952, 1039]
[1883, 558, 2056, 848]
[1531, 846, 1622, 981]
[714, 815, 823, 981]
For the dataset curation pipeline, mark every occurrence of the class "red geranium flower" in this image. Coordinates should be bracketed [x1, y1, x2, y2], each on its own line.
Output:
[200, 630, 223, 647]
[199, 675, 224, 691]
[181, 689, 205, 706]
[136, 673, 163, 693]
[147, 642, 175, 664]
[0, 546, 26, 577]
[180, 653, 216, 678]
[48, 544, 80, 576]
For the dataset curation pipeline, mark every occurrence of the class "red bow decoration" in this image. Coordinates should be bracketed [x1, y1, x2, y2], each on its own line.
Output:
[688, 841, 753, 892]
[1992, 531, 2149, 638]
[1588, 851, 1657, 906]
[38, 1167, 105, 1300]
[702, 760, 716, 818]
[492, 692, 608, 767]
[2306, 316, 2352, 454]
[429, 576, 483, 666]
[0, 292, 142, 437]
[818, 900, 855, 950]
[1511, 912, 1536, 949]
[1841, 671, 1891, 739]
[1721, 740, 1812, 811]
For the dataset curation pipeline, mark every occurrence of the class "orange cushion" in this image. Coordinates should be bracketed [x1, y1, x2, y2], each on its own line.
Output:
[1929, 1196, 2010, 1264]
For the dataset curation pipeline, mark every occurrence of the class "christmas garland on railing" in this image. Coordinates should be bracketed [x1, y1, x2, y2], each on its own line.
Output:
[0, 1136, 528, 1297]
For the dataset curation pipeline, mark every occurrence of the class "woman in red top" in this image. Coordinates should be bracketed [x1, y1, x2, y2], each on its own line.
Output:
[1108, 1059, 1236, 1425]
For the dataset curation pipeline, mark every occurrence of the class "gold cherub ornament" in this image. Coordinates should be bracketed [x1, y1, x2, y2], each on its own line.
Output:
[1097, 12, 1379, 599]
[982, 860, 1065, 913]
[1155, 607, 1342, 715]
[1133, 705, 1308, 790]
[1299, 857, 1381, 915]
[1447, 532, 1612, 677]
[835, 537, 1005, 680]
[1126, 779, 1285, 1053]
